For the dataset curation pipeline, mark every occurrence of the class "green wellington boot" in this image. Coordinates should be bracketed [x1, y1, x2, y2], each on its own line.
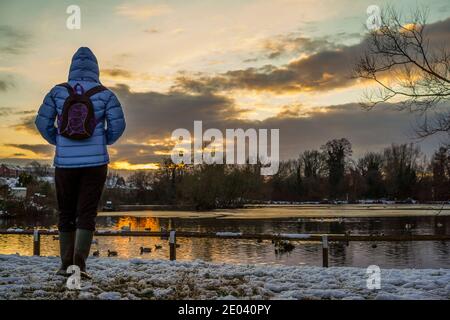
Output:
[56, 231, 75, 276]
[73, 229, 94, 280]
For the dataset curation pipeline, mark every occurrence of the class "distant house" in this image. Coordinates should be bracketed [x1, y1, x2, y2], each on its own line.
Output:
[0, 177, 19, 188]
[37, 176, 55, 184]
[10, 187, 27, 199]
[0, 164, 24, 178]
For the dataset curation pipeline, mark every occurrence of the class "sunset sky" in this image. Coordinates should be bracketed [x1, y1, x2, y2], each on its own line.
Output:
[1, 0, 449, 169]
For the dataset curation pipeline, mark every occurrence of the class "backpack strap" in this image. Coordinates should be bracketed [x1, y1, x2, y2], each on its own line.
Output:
[56, 83, 107, 97]
[85, 85, 107, 98]
[56, 82, 74, 96]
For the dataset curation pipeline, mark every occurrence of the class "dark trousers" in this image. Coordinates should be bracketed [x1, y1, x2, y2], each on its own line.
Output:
[55, 164, 107, 232]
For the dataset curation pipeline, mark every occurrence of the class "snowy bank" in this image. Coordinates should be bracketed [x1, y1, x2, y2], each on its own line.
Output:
[0, 254, 449, 300]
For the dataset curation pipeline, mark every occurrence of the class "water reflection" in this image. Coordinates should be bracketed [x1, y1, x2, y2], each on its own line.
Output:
[114, 216, 160, 232]
[0, 214, 449, 269]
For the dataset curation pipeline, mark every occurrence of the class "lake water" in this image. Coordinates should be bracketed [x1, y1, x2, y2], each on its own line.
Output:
[0, 206, 449, 269]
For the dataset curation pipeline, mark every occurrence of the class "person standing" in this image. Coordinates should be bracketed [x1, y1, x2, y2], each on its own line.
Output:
[35, 47, 126, 279]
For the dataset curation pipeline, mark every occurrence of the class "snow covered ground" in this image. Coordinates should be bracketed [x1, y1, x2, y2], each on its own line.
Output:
[0, 254, 449, 300]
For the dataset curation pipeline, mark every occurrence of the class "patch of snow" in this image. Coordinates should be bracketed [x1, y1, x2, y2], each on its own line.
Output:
[0, 255, 448, 300]
[215, 232, 242, 237]
[98, 291, 122, 300]
[276, 233, 311, 239]
[6, 228, 24, 232]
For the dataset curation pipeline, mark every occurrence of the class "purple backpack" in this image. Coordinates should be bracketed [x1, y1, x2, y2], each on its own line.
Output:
[56, 82, 106, 140]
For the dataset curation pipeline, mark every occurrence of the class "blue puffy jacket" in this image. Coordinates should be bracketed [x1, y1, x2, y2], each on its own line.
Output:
[35, 47, 126, 168]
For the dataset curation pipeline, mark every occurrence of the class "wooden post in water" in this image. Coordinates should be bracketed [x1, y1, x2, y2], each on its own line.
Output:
[33, 229, 40, 256]
[169, 230, 176, 261]
[322, 235, 328, 268]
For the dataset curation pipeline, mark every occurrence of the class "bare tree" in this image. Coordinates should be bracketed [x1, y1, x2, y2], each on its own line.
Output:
[355, 6, 450, 137]
[301, 150, 325, 178]
[321, 138, 352, 198]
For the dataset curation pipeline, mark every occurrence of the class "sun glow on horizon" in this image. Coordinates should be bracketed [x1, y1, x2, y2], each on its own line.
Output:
[110, 161, 160, 171]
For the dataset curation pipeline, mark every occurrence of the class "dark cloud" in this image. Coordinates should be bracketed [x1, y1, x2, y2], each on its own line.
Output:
[10, 84, 441, 165]
[102, 68, 134, 79]
[112, 84, 243, 140]
[243, 58, 258, 63]
[0, 81, 8, 91]
[109, 84, 246, 163]
[0, 25, 31, 55]
[259, 103, 445, 159]
[175, 18, 450, 94]
[0, 107, 12, 116]
[0, 79, 14, 92]
[15, 109, 35, 115]
[243, 31, 362, 63]
[425, 18, 450, 45]
[5, 144, 54, 157]
[276, 105, 303, 118]
[108, 83, 443, 164]
[263, 35, 338, 59]
[175, 45, 364, 93]
[110, 143, 172, 165]
[0, 107, 34, 116]
[12, 114, 36, 134]
[102, 68, 153, 82]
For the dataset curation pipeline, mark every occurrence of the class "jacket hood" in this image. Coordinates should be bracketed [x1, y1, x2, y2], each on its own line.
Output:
[68, 47, 100, 83]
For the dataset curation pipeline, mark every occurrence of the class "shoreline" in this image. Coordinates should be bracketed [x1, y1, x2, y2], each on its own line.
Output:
[97, 204, 450, 219]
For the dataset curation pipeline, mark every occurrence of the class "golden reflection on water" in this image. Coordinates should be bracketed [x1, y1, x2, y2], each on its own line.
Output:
[0, 235, 59, 256]
[1, 233, 449, 268]
[0, 214, 259, 263]
[0, 234, 283, 265]
[1, 214, 449, 268]
[0, 216, 162, 258]
[114, 216, 160, 231]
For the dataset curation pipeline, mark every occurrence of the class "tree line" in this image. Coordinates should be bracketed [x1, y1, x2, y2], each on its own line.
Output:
[109, 138, 449, 210]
